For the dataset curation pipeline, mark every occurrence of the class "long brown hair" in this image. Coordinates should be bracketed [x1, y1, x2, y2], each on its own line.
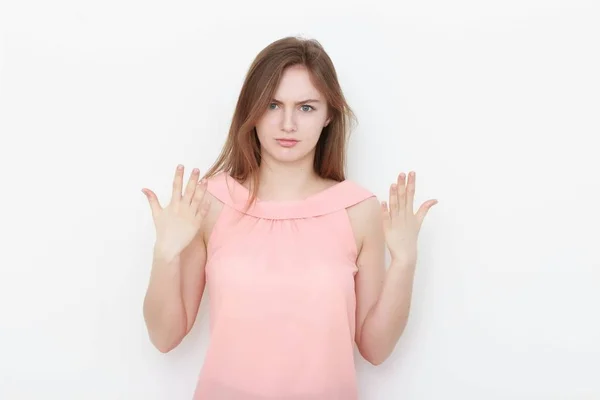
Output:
[202, 36, 357, 205]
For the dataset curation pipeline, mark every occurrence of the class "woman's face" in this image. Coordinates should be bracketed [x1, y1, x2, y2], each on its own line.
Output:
[255, 64, 330, 166]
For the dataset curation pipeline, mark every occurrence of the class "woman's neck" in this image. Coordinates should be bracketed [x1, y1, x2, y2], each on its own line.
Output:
[255, 159, 322, 202]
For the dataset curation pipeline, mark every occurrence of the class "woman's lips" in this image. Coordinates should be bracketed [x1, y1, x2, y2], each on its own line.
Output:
[275, 139, 299, 147]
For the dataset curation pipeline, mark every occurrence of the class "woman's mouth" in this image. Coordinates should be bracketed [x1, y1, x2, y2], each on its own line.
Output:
[275, 139, 299, 148]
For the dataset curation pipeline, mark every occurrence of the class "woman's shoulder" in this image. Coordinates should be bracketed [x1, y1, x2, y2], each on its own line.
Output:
[203, 171, 242, 205]
[342, 179, 380, 227]
[200, 172, 229, 244]
[332, 178, 378, 209]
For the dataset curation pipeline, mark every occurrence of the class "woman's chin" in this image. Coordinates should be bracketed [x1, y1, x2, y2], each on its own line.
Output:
[263, 147, 313, 165]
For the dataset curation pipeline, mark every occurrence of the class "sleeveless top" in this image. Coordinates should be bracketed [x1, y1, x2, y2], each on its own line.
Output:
[192, 172, 375, 400]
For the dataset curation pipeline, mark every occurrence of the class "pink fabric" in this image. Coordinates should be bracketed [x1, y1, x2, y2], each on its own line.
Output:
[193, 172, 375, 400]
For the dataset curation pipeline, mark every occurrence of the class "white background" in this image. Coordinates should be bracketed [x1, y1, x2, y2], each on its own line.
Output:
[1, 0, 599, 399]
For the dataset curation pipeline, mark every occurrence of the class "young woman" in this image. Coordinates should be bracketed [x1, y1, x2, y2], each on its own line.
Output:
[142, 36, 437, 400]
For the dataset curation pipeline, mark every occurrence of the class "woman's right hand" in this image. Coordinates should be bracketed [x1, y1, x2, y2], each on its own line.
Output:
[142, 165, 210, 261]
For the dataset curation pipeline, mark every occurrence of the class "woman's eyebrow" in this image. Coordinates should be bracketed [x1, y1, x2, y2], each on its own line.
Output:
[271, 98, 321, 105]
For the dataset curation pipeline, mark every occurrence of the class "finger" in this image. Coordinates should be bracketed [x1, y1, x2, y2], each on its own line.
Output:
[381, 201, 391, 230]
[191, 178, 207, 211]
[182, 168, 201, 204]
[195, 197, 211, 222]
[141, 188, 162, 220]
[389, 184, 398, 218]
[406, 171, 415, 214]
[171, 164, 184, 203]
[416, 199, 438, 227]
[396, 172, 407, 217]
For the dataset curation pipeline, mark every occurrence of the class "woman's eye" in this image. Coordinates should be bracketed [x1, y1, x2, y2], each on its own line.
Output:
[268, 103, 314, 112]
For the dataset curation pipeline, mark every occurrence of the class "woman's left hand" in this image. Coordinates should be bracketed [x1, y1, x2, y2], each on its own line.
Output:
[381, 171, 438, 266]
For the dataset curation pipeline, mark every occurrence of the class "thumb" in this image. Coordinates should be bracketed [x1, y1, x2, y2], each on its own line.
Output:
[142, 188, 161, 219]
[416, 199, 438, 227]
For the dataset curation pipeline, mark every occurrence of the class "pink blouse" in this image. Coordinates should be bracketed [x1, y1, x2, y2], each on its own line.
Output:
[192, 172, 375, 399]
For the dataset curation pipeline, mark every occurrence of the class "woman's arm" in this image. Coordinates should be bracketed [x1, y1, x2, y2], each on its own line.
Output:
[143, 234, 207, 353]
[353, 172, 437, 365]
[143, 190, 221, 353]
[352, 199, 417, 365]
[355, 236, 416, 365]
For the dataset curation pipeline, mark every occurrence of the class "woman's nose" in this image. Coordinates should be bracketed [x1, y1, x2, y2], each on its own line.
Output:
[281, 110, 297, 133]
